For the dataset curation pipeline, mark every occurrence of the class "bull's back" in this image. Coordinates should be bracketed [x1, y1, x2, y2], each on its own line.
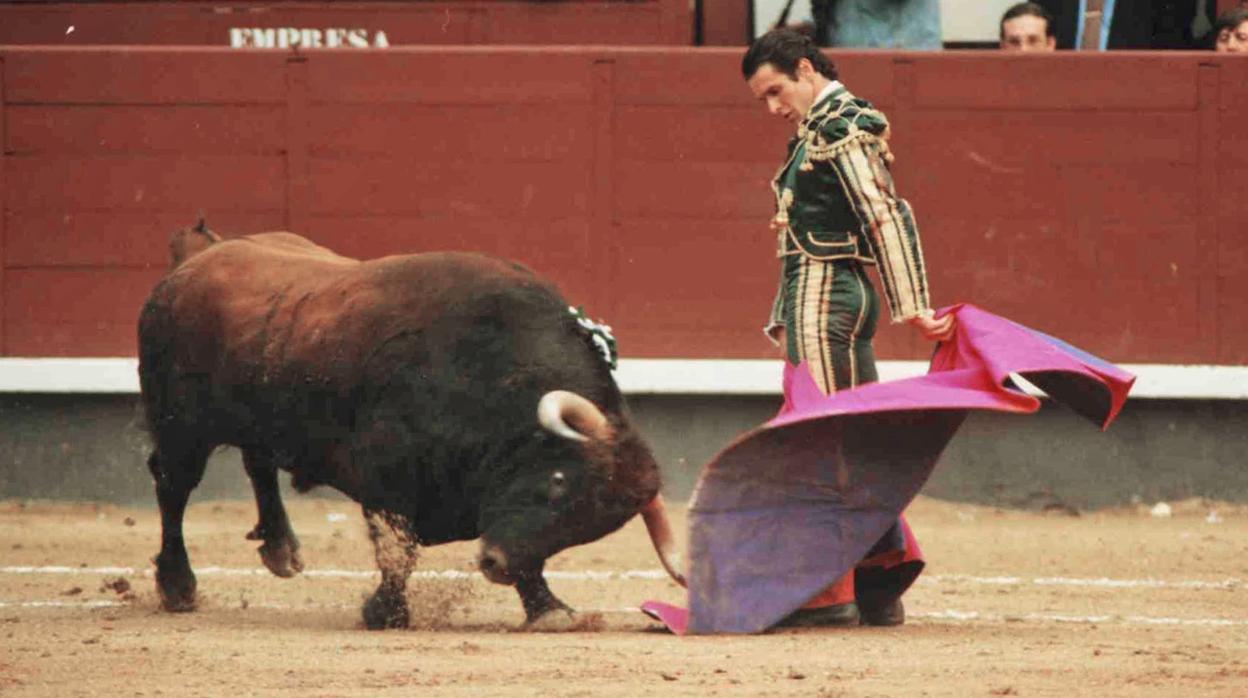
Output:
[139, 237, 568, 436]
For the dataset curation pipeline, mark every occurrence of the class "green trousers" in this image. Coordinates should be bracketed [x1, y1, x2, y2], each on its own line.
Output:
[782, 256, 880, 395]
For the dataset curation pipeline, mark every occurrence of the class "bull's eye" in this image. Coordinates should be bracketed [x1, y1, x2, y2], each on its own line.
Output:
[549, 470, 568, 502]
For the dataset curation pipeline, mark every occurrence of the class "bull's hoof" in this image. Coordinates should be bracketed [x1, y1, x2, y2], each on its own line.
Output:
[523, 607, 577, 632]
[522, 608, 605, 633]
[154, 553, 197, 613]
[257, 538, 304, 578]
[362, 592, 409, 630]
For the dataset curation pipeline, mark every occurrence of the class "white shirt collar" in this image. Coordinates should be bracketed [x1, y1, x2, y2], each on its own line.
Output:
[813, 80, 843, 109]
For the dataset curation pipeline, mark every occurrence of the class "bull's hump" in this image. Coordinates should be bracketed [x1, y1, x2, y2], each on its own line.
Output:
[367, 251, 548, 290]
[376, 250, 530, 274]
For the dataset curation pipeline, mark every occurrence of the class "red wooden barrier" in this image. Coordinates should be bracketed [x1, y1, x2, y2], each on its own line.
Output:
[0, 1, 693, 47]
[1, 47, 1244, 365]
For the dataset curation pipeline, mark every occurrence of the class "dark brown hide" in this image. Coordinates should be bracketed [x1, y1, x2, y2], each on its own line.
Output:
[138, 230, 664, 629]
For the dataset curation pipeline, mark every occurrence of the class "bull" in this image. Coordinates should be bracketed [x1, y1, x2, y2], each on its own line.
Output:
[138, 222, 683, 629]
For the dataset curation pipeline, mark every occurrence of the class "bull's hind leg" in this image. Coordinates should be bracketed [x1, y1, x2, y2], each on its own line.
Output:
[362, 509, 417, 630]
[147, 440, 212, 612]
[242, 449, 304, 578]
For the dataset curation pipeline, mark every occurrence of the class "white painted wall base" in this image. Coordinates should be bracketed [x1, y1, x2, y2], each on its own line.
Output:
[1, 358, 1246, 400]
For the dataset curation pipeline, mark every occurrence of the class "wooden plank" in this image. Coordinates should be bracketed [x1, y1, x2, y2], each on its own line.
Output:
[930, 217, 1204, 363]
[614, 50, 752, 106]
[0, 56, 6, 354]
[307, 158, 591, 217]
[0, 2, 684, 47]
[912, 54, 1198, 110]
[612, 50, 896, 106]
[590, 59, 617, 322]
[0, 5, 478, 46]
[902, 161, 1064, 222]
[1217, 159, 1247, 364]
[923, 217, 1096, 284]
[308, 104, 592, 160]
[614, 106, 788, 163]
[1096, 221, 1203, 283]
[614, 160, 773, 218]
[607, 220, 777, 358]
[2, 49, 286, 104]
[1195, 64, 1221, 373]
[701, 0, 751, 45]
[6, 105, 284, 154]
[1218, 279, 1248, 364]
[1219, 58, 1248, 167]
[1057, 164, 1199, 225]
[4, 211, 287, 267]
[1220, 53, 1248, 113]
[5, 155, 286, 212]
[305, 215, 597, 308]
[482, 4, 673, 45]
[3, 269, 164, 357]
[306, 50, 594, 104]
[285, 56, 311, 235]
[657, 0, 693, 46]
[910, 110, 1198, 167]
[1093, 277, 1203, 362]
[1219, 166, 1248, 277]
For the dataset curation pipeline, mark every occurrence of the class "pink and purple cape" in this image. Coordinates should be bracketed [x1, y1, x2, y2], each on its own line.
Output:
[642, 304, 1134, 634]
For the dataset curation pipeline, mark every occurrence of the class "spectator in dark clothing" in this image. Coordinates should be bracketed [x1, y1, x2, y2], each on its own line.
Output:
[1034, 0, 1216, 49]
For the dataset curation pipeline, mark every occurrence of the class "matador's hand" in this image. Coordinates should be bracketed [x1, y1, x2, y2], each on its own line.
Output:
[908, 311, 955, 343]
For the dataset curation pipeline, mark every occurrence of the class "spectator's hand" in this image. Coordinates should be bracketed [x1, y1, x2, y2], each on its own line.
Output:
[908, 312, 955, 343]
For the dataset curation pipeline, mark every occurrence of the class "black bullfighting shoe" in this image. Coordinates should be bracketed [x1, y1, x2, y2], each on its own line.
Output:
[858, 597, 905, 626]
[775, 602, 860, 628]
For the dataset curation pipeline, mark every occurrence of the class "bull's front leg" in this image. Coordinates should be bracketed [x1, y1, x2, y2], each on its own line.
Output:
[516, 569, 575, 630]
[362, 509, 417, 630]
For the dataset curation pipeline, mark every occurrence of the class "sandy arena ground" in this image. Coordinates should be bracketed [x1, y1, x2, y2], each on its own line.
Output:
[1, 494, 1245, 697]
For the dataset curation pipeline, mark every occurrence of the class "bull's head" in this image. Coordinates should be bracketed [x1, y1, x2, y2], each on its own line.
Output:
[476, 390, 685, 592]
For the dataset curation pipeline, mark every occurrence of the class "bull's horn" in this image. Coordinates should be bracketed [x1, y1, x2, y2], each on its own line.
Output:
[537, 390, 610, 442]
[641, 494, 686, 588]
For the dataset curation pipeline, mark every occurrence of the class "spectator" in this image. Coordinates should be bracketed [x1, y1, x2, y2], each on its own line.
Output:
[803, 0, 943, 49]
[1000, 2, 1058, 51]
[1213, 6, 1248, 51]
[1035, 0, 1215, 50]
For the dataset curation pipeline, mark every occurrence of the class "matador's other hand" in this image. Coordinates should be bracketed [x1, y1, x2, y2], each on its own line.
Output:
[908, 312, 955, 343]
[770, 327, 787, 354]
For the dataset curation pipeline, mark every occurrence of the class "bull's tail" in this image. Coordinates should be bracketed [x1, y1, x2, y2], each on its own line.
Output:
[169, 216, 222, 268]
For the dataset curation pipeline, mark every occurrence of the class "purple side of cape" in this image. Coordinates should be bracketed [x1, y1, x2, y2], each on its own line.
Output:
[683, 304, 1134, 634]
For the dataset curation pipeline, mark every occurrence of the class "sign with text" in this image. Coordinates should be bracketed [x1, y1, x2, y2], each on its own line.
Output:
[229, 27, 391, 49]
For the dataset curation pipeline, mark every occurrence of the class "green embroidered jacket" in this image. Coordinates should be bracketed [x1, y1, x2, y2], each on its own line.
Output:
[766, 85, 932, 336]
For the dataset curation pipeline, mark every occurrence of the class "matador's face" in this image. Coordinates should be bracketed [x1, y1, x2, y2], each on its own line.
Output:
[746, 59, 820, 124]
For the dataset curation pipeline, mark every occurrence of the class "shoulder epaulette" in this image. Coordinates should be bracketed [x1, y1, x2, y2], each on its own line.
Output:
[803, 96, 892, 166]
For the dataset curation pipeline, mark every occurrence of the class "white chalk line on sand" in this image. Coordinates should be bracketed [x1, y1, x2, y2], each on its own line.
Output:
[1, 565, 1241, 590]
[921, 574, 1241, 590]
[2, 598, 1246, 628]
[4, 566, 1244, 628]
